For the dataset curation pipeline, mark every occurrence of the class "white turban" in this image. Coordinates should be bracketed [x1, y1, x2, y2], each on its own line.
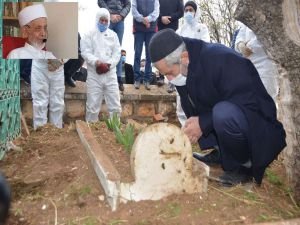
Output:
[18, 4, 47, 27]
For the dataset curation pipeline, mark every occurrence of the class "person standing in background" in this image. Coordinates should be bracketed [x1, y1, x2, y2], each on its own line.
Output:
[98, 0, 131, 92]
[157, 0, 183, 31]
[121, 49, 134, 84]
[235, 23, 279, 101]
[81, 8, 122, 122]
[132, 0, 160, 90]
[175, 0, 210, 127]
[177, 1, 210, 42]
[156, 0, 184, 88]
[64, 33, 85, 87]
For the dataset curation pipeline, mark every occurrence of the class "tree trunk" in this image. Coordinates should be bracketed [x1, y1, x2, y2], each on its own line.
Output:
[235, 0, 300, 203]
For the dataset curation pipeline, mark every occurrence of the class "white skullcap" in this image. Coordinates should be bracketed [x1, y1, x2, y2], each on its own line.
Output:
[18, 4, 47, 27]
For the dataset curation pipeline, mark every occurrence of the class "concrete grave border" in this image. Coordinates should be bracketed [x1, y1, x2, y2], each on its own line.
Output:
[76, 120, 209, 211]
[76, 120, 121, 211]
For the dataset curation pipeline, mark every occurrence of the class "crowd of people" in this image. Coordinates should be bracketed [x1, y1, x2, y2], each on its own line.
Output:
[6, 0, 286, 192]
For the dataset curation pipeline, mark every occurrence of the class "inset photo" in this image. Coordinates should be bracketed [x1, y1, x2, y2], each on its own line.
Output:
[3, 2, 78, 59]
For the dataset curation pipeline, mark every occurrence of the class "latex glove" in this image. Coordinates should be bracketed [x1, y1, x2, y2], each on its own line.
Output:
[161, 16, 171, 25]
[96, 62, 111, 74]
[237, 42, 253, 58]
[182, 116, 202, 144]
[48, 59, 63, 72]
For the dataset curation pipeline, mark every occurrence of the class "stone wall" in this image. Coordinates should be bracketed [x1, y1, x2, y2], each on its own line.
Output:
[235, 0, 300, 202]
[21, 81, 177, 123]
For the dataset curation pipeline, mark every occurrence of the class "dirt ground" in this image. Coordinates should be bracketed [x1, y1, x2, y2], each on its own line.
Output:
[0, 122, 299, 225]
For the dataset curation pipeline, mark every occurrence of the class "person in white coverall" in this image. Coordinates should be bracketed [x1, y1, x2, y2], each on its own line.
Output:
[175, 0, 210, 127]
[81, 8, 122, 122]
[7, 4, 65, 129]
[235, 23, 279, 101]
[176, 1, 210, 42]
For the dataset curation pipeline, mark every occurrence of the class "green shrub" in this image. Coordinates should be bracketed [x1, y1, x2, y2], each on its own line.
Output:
[104, 113, 121, 131]
[114, 124, 135, 153]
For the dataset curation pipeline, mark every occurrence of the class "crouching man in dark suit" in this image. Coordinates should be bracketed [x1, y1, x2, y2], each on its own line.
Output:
[149, 29, 286, 186]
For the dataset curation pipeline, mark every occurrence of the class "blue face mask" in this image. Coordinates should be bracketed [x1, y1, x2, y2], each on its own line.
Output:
[97, 23, 108, 32]
[184, 12, 195, 24]
[121, 55, 126, 63]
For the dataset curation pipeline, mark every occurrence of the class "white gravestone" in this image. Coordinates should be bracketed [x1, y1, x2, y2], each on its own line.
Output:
[120, 123, 209, 202]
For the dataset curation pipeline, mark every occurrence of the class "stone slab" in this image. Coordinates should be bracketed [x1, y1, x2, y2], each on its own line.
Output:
[76, 120, 120, 211]
[251, 219, 300, 225]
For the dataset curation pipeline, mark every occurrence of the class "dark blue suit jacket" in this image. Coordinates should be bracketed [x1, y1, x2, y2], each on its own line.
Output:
[177, 38, 286, 183]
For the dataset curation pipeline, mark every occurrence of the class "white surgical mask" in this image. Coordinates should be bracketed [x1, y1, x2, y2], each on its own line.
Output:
[184, 12, 195, 24]
[170, 74, 186, 86]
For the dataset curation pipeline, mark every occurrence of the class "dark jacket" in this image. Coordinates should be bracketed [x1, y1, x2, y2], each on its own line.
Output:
[177, 38, 286, 184]
[124, 63, 134, 84]
[20, 59, 32, 84]
[98, 0, 131, 18]
[158, 0, 184, 31]
[64, 33, 84, 78]
[133, 0, 157, 32]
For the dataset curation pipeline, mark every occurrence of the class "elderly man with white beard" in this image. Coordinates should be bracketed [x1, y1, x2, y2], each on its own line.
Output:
[7, 4, 65, 130]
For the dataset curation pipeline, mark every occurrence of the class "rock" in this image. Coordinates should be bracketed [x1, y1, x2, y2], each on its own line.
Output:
[126, 119, 147, 130]
[98, 195, 105, 201]
[153, 113, 165, 122]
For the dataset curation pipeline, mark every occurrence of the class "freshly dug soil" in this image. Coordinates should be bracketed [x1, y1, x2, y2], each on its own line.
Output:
[90, 122, 135, 183]
[0, 124, 299, 225]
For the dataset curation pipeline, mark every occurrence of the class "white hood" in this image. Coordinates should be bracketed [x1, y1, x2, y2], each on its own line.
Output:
[96, 8, 110, 28]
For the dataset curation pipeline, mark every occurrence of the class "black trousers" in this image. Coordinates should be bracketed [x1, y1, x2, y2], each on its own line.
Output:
[64, 58, 84, 79]
[198, 101, 250, 171]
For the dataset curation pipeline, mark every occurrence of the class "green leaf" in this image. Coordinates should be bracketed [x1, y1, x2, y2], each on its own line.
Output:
[113, 124, 135, 153]
[104, 113, 120, 131]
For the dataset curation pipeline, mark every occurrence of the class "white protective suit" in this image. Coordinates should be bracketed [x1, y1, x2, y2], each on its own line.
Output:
[176, 9, 210, 42]
[175, 9, 210, 127]
[8, 44, 65, 130]
[81, 8, 122, 122]
[235, 24, 279, 100]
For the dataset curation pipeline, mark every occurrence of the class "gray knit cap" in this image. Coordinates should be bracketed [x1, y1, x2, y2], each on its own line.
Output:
[149, 28, 183, 63]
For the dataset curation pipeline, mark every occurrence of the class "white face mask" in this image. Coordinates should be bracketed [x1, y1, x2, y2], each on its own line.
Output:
[184, 12, 195, 24]
[170, 74, 187, 86]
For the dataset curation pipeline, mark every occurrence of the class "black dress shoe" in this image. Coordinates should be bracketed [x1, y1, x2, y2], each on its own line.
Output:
[167, 83, 175, 93]
[65, 77, 76, 87]
[157, 79, 164, 87]
[219, 169, 253, 186]
[193, 149, 221, 165]
[73, 68, 87, 82]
